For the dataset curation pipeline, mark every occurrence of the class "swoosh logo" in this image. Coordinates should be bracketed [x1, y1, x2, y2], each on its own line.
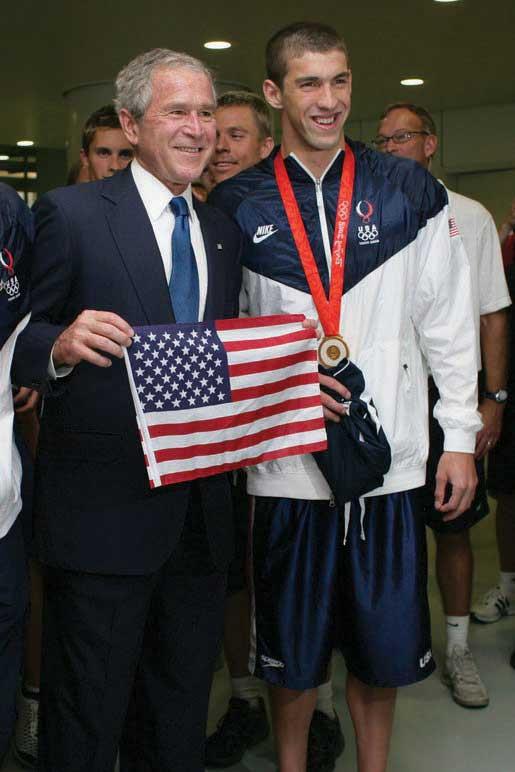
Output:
[253, 228, 278, 244]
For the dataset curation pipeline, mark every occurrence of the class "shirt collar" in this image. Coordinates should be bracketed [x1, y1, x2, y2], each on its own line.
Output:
[131, 158, 195, 221]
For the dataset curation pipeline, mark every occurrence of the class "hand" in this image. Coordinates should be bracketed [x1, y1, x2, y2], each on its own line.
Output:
[52, 310, 134, 369]
[13, 386, 40, 414]
[434, 451, 477, 521]
[301, 317, 320, 336]
[319, 373, 351, 423]
[475, 399, 504, 459]
[301, 320, 351, 421]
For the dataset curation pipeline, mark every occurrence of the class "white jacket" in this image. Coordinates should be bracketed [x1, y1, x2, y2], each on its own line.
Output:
[210, 141, 482, 500]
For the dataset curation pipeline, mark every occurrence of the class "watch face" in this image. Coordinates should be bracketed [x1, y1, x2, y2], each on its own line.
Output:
[497, 389, 508, 402]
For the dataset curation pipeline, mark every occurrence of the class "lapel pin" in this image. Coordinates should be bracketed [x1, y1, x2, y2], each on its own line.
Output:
[217, 243, 223, 250]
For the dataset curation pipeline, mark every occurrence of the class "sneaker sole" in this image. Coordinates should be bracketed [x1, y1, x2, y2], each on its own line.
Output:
[441, 674, 489, 709]
[471, 609, 515, 624]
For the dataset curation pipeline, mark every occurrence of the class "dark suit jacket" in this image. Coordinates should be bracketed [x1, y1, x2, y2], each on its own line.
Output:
[12, 166, 242, 575]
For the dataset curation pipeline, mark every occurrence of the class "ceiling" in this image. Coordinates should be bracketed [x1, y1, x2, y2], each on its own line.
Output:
[2, 0, 514, 149]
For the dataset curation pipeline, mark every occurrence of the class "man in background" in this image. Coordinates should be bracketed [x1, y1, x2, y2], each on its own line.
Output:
[0, 183, 33, 766]
[375, 102, 510, 708]
[205, 90, 274, 769]
[79, 104, 133, 181]
[208, 91, 274, 187]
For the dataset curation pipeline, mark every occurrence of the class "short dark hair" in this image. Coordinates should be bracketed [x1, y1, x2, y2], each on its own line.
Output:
[266, 21, 349, 88]
[216, 91, 272, 140]
[81, 104, 122, 154]
[379, 103, 437, 136]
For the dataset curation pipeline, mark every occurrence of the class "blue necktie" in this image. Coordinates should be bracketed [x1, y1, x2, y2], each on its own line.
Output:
[169, 196, 199, 322]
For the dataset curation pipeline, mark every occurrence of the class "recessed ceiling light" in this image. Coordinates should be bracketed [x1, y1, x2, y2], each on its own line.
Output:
[204, 40, 231, 50]
[16, 140, 34, 147]
[0, 155, 9, 161]
[400, 78, 424, 86]
[434, 0, 460, 3]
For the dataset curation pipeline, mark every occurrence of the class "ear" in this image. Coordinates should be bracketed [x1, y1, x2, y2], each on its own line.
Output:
[79, 148, 89, 170]
[263, 79, 283, 110]
[118, 108, 139, 146]
[259, 136, 275, 159]
[424, 133, 438, 161]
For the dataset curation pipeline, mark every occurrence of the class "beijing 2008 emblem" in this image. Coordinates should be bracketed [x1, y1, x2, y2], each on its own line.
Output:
[0, 248, 21, 301]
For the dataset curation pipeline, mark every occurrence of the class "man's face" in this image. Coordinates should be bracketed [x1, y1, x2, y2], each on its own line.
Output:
[376, 108, 435, 168]
[264, 49, 351, 156]
[119, 66, 217, 194]
[80, 128, 133, 181]
[209, 105, 273, 184]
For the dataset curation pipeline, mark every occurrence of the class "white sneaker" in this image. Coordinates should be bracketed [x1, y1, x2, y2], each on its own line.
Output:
[442, 646, 489, 708]
[13, 688, 39, 769]
[471, 585, 515, 623]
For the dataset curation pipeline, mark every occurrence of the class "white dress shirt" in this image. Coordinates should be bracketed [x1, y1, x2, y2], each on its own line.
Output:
[131, 159, 208, 321]
[50, 161, 210, 378]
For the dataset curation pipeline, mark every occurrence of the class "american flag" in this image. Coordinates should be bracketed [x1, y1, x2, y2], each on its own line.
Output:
[124, 314, 327, 488]
[449, 217, 460, 237]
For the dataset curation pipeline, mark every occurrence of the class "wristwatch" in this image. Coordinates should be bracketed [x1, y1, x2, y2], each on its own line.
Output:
[484, 389, 508, 404]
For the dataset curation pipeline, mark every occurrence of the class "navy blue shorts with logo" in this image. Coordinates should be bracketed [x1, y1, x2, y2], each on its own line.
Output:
[249, 490, 434, 690]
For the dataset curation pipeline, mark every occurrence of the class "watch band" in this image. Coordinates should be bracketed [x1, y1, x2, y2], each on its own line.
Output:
[484, 389, 508, 403]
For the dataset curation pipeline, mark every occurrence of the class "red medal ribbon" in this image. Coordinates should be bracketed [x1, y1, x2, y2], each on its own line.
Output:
[274, 144, 355, 336]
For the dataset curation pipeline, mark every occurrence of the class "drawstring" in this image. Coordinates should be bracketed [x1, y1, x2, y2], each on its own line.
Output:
[359, 497, 366, 540]
[342, 497, 367, 545]
[343, 502, 351, 545]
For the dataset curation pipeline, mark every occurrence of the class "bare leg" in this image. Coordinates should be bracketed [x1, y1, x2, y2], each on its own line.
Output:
[435, 531, 472, 616]
[269, 685, 317, 772]
[346, 672, 396, 772]
[224, 588, 251, 678]
[496, 494, 515, 572]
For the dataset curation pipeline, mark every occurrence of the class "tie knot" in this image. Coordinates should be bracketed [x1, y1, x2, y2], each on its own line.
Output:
[170, 196, 189, 218]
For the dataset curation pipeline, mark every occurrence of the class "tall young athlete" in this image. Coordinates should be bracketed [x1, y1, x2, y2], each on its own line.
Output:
[210, 22, 480, 772]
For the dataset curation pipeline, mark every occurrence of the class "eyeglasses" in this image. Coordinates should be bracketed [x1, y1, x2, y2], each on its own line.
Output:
[372, 130, 430, 149]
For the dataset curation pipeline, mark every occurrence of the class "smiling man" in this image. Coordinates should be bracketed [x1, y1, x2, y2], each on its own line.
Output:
[210, 21, 481, 772]
[209, 91, 274, 186]
[13, 48, 241, 772]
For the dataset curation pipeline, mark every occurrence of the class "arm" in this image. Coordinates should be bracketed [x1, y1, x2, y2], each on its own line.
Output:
[475, 309, 509, 458]
[12, 193, 133, 389]
[412, 206, 481, 519]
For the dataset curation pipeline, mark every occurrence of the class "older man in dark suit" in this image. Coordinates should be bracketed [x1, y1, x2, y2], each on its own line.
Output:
[13, 48, 241, 772]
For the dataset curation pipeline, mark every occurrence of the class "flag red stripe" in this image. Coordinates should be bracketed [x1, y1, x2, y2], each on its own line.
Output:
[148, 394, 322, 437]
[154, 417, 325, 462]
[223, 328, 314, 352]
[156, 439, 328, 485]
[228, 348, 316, 377]
[230, 371, 319, 402]
[215, 314, 305, 331]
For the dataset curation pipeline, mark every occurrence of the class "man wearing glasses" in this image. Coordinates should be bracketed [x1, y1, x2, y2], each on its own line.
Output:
[375, 103, 511, 709]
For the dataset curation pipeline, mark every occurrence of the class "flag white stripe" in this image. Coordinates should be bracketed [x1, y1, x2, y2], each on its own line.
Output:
[149, 405, 324, 451]
[217, 321, 311, 343]
[152, 427, 326, 476]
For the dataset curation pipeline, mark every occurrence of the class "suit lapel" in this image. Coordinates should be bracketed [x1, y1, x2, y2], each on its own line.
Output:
[102, 168, 174, 325]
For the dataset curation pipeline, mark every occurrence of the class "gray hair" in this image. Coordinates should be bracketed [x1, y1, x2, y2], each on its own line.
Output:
[114, 48, 215, 120]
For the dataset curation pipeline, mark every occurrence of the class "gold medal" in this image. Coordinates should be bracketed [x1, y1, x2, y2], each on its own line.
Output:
[318, 335, 349, 368]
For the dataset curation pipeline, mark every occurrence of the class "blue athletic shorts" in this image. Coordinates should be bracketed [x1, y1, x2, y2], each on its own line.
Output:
[249, 490, 435, 690]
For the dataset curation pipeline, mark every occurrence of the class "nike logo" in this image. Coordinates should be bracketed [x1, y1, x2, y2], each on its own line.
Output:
[253, 224, 278, 244]
[260, 654, 285, 669]
[446, 622, 459, 627]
